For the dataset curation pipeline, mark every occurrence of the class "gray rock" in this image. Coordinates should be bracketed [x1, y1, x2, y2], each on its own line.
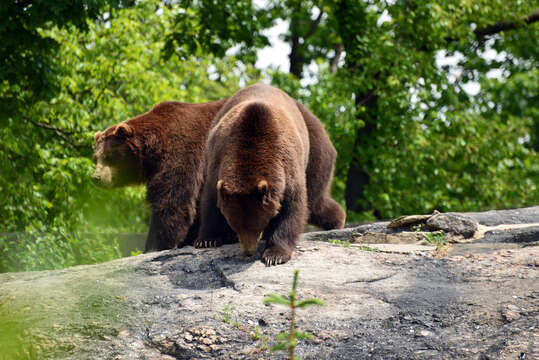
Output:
[353, 231, 427, 244]
[301, 221, 393, 243]
[1, 240, 538, 360]
[456, 206, 539, 226]
[502, 304, 521, 322]
[426, 212, 478, 238]
[2, 206, 539, 360]
[477, 226, 539, 244]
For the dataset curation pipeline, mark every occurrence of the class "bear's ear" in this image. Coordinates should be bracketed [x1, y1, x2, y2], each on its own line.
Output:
[217, 179, 229, 198]
[94, 131, 103, 143]
[113, 123, 133, 137]
[217, 179, 225, 193]
[257, 180, 268, 195]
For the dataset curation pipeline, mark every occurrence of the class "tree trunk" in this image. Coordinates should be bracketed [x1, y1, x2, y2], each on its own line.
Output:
[289, 35, 303, 78]
[345, 91, 380, 217]
[333, 0, 381, 217]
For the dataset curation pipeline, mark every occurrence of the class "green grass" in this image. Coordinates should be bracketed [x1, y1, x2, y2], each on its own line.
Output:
[327, 239, 351, 247]
[357, 245, 379, 252]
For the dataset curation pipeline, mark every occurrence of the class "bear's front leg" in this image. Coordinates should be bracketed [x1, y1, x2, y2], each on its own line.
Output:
[145, 211, 165, 252]
[147, 205, 195, 251]
[261, 186, 308, 266]
[195, 180, 228, 248]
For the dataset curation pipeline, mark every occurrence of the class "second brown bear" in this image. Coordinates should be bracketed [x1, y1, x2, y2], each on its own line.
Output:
[196, 84, 344, 265]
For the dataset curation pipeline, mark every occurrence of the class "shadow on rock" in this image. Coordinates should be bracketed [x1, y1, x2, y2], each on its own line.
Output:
[140, 245, 257, 291]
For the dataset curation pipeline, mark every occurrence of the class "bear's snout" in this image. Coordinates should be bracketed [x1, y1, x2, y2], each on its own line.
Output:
[237, 231, 259, 256]
[91, 163, 113, 188]
[91, 172, 100, 183]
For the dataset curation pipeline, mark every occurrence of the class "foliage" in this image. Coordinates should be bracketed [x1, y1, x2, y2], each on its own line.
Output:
[264, 270, 324, 360]
[0, 0, 260, 272]
[0, 0, 133, 125]
[1, 0, 538, 271]
[264, 0, 539, 220]
[221, 304, 235, 325]
[163, 0, 274, 64]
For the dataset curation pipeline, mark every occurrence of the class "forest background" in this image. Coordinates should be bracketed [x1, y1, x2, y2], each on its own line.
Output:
[1, 0, 537, 272]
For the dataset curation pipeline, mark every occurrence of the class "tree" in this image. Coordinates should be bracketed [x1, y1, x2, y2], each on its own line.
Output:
[2, 0, 537, 271]
[0, 0, 261, 272]
[162, 0, 273, 64]
[0, 0, 135, 124]
[259, 0, 539, 219]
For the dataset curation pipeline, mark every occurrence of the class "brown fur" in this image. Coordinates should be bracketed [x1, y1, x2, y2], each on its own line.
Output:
[92, 100, 232, 251]
[296, 101, 346, 230]
[92, 86, 344, 253]
[197, 84, 338, 265]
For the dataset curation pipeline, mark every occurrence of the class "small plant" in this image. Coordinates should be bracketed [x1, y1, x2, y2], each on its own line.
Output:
[264, 270, 324, 360]
[251, 326, 262, 341]
[221, 304, 235, 325]
[424, 232, 446, 245]
[217, 305, 269, 352]
[358, 245, 379, 252]
[328, 238, 351, 247]
[424, 232, 447, 252]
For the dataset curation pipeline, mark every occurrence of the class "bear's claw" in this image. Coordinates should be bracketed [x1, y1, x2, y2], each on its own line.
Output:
[264, 256, 283, 266]
[194, 238, 222, 248]
[262, 249, 290, 266]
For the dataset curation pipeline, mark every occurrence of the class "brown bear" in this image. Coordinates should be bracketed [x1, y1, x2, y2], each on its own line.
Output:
[196, 83, 345, 265]
[92, 85, 344, 253]
[91, 100, 234, 251]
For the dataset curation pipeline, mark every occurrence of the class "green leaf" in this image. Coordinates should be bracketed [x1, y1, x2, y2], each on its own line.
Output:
[297, 299, 324, 309]
[295, 331, 314, 340]
[270, 343, 288, 352]
[263, 294, 290, 306]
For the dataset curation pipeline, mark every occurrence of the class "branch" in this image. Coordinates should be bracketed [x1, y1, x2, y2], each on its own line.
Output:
[474, 8, 539, 40]
[445, 8, 539, 43]
[304, 10, 324, 40]
[26, 118, 83, 151]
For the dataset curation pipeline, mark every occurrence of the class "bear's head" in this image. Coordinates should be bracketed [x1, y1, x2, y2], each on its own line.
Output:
[91, 123, 143, 188]
[216, 179, 281, 256]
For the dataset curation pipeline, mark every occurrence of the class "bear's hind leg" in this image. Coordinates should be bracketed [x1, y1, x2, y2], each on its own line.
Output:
[308, 196, 346, 230]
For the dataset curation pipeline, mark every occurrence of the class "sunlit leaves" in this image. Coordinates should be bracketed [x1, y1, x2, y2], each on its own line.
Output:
[0, 0, 260, 272]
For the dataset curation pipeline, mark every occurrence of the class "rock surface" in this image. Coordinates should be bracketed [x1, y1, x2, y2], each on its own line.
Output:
[478, 226, 539, 244]
[1, 207, 538, 360]
[425, 213, 478, 238]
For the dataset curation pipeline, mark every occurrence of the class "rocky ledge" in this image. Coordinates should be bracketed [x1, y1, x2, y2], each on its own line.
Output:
[1, 207, 538, 359]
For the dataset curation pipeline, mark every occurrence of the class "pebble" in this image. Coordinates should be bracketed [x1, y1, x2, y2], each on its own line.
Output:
[502, 304, 521, 322]
[417, 330, 433, 337]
